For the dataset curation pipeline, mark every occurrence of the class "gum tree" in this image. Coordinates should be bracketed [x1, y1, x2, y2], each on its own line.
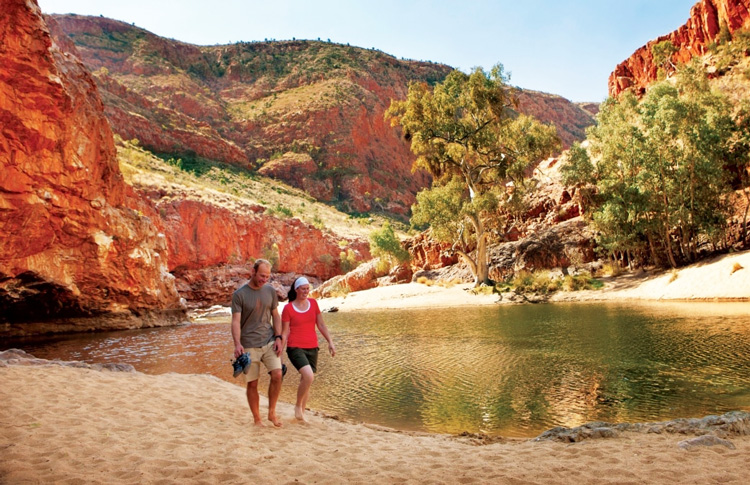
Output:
[577, 63, 736, 267]
[386, 65, 559, 285]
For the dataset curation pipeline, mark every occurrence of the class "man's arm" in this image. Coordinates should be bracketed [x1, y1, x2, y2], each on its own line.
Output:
[231, 312, 244, 358]
[272, 307, 282, 356]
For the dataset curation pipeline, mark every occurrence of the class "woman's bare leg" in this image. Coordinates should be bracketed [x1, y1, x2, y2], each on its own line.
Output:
[295, 365, 314, 422]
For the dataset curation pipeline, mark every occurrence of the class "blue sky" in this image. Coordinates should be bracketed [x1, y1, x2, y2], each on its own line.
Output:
[38, 0, 698, 102]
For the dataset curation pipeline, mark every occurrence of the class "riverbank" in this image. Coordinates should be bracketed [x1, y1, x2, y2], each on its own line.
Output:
[1, 351, 748, 484]
[317, 250, 750, 311]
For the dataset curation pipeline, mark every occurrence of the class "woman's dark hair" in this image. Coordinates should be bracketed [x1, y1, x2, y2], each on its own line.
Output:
[288, 277, 305, 302]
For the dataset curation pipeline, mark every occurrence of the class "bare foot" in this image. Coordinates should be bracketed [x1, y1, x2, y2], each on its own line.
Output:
[294, 405, 308, 423]
[268, 413, 283, 427]
[253, 419, 265, 427]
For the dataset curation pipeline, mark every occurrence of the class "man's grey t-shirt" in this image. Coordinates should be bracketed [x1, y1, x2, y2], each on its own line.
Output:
[231, 284, 278, 349]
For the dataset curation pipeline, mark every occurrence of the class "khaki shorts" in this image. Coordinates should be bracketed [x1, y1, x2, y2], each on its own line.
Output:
[245, 341, 282, 382]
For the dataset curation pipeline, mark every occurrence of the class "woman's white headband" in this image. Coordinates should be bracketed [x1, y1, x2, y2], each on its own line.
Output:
[294, 277, 310, 290]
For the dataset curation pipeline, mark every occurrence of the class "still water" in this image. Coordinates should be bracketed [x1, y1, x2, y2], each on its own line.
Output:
[4, 302, 750, 438]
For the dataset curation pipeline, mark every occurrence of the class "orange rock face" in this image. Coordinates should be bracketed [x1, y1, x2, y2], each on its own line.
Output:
[121, 191, 371, 307]
[154, 197, 370, 279]
[0, 0, 186, 335]
[609, 0, 750, 97]
[404, 232, 459, 270]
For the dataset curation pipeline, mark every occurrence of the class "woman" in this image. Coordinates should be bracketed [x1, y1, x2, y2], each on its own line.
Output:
[282, 276, 336, 422]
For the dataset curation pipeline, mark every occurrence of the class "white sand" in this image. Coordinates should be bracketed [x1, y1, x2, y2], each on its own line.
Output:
[2, 359, 748, 484]
[318, 250, 750, 312]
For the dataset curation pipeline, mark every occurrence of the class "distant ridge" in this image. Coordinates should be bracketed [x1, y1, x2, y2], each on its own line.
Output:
[50, 13, 595, 216]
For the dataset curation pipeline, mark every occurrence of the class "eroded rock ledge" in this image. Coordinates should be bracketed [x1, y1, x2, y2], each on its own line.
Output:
[535, 411, 750, 444]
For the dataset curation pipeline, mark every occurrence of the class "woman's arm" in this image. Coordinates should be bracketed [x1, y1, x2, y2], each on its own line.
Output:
[315, 313, 335, 357]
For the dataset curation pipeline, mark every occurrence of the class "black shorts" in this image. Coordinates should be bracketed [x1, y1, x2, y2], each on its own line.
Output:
[287, 347, 319, 373]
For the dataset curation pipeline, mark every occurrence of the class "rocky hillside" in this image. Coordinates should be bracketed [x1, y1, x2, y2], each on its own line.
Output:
[516, 90, 597, 148]
[609, 0, 750, 97]
[1, 1, 378, 336]
[49, 14, 595, 217]
[121, 144, 372, 308]
[0, 0, 185, 336]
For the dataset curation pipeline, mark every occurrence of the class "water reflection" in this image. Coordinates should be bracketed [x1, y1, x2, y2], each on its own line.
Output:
[3, 302, 750, 438]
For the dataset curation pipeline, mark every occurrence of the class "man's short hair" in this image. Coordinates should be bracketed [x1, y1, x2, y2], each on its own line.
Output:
[253, 259, 272, 271]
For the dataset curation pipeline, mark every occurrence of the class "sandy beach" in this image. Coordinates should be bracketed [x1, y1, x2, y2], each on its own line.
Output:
[1, 351, 749, 484]
[3, 251, 750, 484]
[317, 250, 750, 312]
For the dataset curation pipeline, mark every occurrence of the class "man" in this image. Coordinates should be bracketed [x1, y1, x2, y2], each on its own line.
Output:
[231, 259, 284, 427]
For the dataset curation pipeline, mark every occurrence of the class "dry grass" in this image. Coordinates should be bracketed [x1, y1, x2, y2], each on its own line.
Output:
[469, 285, 494, 295]
[416, 276, 433, 286]
[226, 79, 359, 122]
[668, 270, 679, 283]
[599, 262, 623, 277]
[115, 137, 393, 239]
[437, 278, 462, 288]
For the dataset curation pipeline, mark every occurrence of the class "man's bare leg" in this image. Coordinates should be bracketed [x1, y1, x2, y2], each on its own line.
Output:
[267, 369, 283, 427]
[295, 365, 314, 422]
[246, 380, 264, 426]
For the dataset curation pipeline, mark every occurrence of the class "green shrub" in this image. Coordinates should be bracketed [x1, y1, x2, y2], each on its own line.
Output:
[339, 249, 359, 273]
[319, 253, 334, 267]
[369, 222, 410, 266]
[511, 270, 559, 294]
[268, 203, 293, 218]
[262, 243, 280, 270]
[561, 273, 603, 291]
[374, 258, 391, 275]
[312, 214, 325, 230]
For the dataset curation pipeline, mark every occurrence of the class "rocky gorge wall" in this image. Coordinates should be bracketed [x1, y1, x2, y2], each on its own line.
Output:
[146, 193, 371, 307]
[609, 0, 750, 97]
[1, 1, 377, 333]
[0, 0, 186, 336]
[49, 15, 595, 218]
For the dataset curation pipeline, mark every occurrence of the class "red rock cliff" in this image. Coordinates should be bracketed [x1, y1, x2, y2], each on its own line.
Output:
[0, 0, 186, 336]
[609, 0, 750, 97]
[146, 194, 371, 307]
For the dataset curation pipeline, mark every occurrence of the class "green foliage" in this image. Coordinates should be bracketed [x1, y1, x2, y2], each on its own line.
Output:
[717, 21, 732, 45]
[387, 64, 559, 285]
[262, 243, 280, 270]
[312, 214, 325, 230]
[160, 153, 214, 177]
[560, 142, 596, 186]
[374, 257, 392, 275]
[562, 274, 604, 291]
[386, 65, 559, 190]
[410, 178, 465, 239]
[584, 66, 738, 267]
[318, 253, 334, 268]
[369, 222, 410, 265]
[510, 271, 559, 294]
[652, 40, 678, 78]
[496, 271, 602, 294]
[339, 249, 360, 273]
[268, 203, 293, 218]
[708, 27, 750, 73]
